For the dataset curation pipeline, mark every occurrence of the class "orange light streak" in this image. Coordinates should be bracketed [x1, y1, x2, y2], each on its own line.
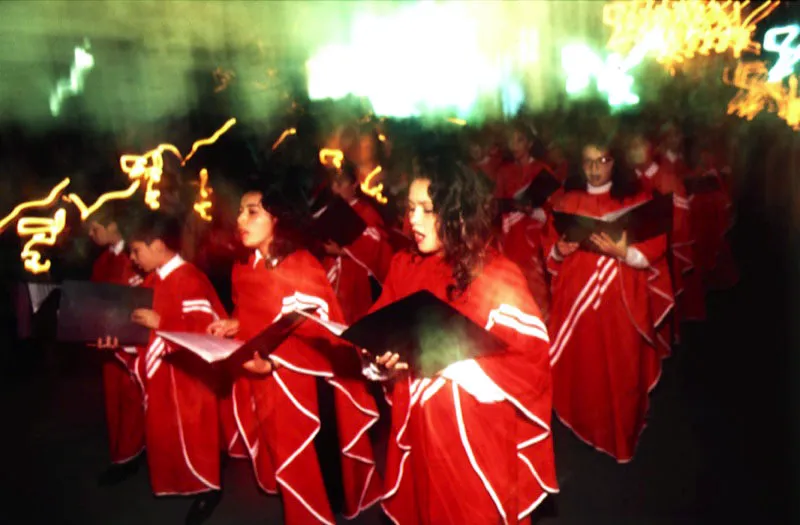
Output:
[182, 118, 237, 165]
[446, 117, 467, 126]
[193, 168, 213, 222]
[272, 127, 297, 151]
[0, 177, 70, 234]
[724, 60, 800, 130]
[17, 208, 67, 274]
[319, 148, 344, 169]
[64, 180, 141, 220]
[360, 165, 388, 205]
[604, 0, 779, 74]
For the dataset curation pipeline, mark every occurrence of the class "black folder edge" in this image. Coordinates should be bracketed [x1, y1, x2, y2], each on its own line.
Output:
[56, 280, 154, 346]
[311, 195, 368, 247]
[553, 193, 673, 245]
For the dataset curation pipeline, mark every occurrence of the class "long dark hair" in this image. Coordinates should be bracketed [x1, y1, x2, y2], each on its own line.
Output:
[242, 168, 313, 265]
[563, 133, 641, 201]
[413, 152, 494, 300]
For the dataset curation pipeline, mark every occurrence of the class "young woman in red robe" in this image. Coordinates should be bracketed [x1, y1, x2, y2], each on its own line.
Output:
[87, 207, 145, 484]
[544, 136, 674, 463]
[366, 153, 558, 524]
[206, 180, 381, 524]
[101, 211, 228, 524]
[494, 122, 559, 322]
[321, 163, 393, 324]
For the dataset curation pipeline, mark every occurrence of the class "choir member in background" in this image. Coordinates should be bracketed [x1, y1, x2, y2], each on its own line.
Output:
[626, 130, 701, 339]
[656, 121, 690, 179]
[87, 204, 146, 485]
[322, 161, 393, 323]
[465, 127, 502, 181]
[100, 212, 227, 525]
[206, 179, 382, 524]
[686, 136, 739, 291]
[366, 153, 558, 524]
[543, 135, 673, 463]
[494, 121, 559, 322]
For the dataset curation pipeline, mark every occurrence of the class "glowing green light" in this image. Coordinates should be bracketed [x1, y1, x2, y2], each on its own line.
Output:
[50, 40, 95, 117]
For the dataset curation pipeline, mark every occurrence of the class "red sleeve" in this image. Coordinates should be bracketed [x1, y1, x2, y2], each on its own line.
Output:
[174, 274, 228, 334]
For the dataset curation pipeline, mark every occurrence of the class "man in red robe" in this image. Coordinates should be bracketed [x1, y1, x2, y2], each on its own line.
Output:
[87, 208, 146, 485]
[104, 212, 228, 525]
[627, 132, 700, 342]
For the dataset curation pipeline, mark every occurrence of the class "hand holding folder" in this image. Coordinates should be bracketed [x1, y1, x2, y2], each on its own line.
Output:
[496, 171, 562, 214]
[158, 308, 312, 370]
[298, 290, 508, 378]
[552, 192, 673, 248]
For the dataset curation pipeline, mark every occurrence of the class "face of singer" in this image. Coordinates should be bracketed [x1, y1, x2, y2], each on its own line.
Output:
[129, 240, 163, 273]
[408, 178, 442, 254]
[87, 221, 118, 247]
[509, 131, 532, 162]
[582, 145, 615, 187]
[626, 136, 651, 167]
[237, 192, 276, 251]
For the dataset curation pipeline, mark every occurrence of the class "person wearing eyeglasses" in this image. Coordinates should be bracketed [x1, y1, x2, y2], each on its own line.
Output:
[542, 134, 674, 463]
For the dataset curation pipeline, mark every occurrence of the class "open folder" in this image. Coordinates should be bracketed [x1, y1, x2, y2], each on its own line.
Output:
[57, 280, 153, 346]
[310, 194, 368, 247]
[552, 192, 673, 245]
[297, 290, 508, 377]
[157, 309, 311, 368]
[497, 171, 562, 214]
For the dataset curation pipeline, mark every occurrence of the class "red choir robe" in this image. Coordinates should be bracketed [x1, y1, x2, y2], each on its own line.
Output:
[472, 155, 503, 181]
[227, 249, 381, 524]
[323, 198, 393, 324]
[543, 184, 674, 463]
[636, 161, 701, 339]
[686, 168, 739, 291]
[134, 255, 227, 495]
[91, 240, 146, 464]
[495, 157, 558, 320]
[372, 250, 558, 525]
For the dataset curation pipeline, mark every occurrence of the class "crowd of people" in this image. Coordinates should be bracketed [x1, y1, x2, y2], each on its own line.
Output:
[25, 109, 741, 525]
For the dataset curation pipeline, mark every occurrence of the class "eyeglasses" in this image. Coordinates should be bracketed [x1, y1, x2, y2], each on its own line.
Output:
[582, 156, 613, 167]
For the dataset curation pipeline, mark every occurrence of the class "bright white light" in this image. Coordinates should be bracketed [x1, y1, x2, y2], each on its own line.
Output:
[306, 2, 539, 119]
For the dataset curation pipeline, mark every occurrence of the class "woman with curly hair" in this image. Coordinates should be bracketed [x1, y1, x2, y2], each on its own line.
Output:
[207, 172, 382, 524]
[367, 151, 558, 524]
[544, 134, 673, 463]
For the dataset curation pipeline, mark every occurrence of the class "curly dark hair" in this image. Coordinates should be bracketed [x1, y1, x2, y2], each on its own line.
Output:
[563, 132, 641, 201]
[413, 152, 494, 301]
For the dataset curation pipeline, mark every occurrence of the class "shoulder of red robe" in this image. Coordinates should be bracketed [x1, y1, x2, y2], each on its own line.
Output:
[485, 303, 549, 343]
[279, 291, 330, 322]
[182, 299, 221, 320]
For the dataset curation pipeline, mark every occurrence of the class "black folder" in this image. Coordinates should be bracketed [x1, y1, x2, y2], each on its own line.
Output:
[303, 290, 508, 377]
[497, 171, 562, 214]
[684, 176, 721, 195]
[310, 194, 368, 247]
[57, 280, 154, 346]
[553, 192, 673, 246]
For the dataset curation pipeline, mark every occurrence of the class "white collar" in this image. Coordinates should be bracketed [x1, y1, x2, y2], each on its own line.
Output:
[636, 162, 659, 179]
[664, 150, 679, 163]
[157, 254, 184, 280]
[253, 248, 280, 269]
[587, 181, 612, 194]
[348, 197, 359, 206]
[110, 240, 125, 256]
[477, 156, 491, 165]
